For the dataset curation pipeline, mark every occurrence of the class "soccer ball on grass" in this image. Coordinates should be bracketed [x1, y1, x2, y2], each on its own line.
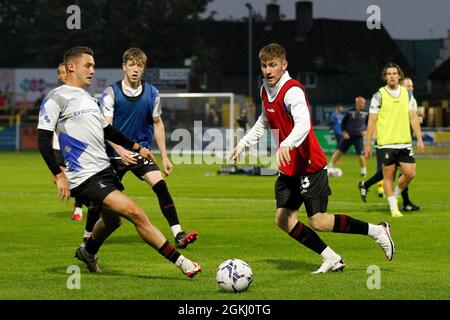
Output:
[216, 259, 253, 293]
[328, 167, 343, 177]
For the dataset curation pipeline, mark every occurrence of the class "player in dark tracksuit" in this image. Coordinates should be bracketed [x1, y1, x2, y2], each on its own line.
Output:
[329, 97, 368, 177]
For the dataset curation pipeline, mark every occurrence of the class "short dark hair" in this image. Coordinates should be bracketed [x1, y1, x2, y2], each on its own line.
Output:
[63, 46, 94, 65]
[382, 62, 404, 82]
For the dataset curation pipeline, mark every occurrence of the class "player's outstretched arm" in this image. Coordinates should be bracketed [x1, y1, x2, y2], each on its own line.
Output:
[104, 125, 156, 163]
[277, 146, 291, 167]
[104, 115, 137, 165]
[364, 114, 377, 158]
[54, 172, 70, 202]
[229, 144, 245, 163]
[409, 109, 424, 153]
[138, 146, 157, 164]
[153, 116, 172, 176]
[108, 141, 138, 166]
[37, 129, 70, 201]
[230, 112, 269, 163]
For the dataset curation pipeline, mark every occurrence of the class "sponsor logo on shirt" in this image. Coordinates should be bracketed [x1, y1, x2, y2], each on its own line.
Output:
[73, 108, 100, 117]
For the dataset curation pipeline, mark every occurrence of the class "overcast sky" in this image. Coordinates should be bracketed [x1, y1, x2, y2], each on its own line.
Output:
[202, 0, 450, 39]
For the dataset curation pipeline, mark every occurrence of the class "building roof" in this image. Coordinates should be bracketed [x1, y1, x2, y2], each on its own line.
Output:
[290, 18, 410, 72]
[396, 39, 444, 92]
[428, 56, 450, 80]
[200, 17, 412, 76]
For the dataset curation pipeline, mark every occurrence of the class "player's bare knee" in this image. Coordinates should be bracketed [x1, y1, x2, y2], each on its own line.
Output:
[309, 215, 327, 231]
[309, 220, 322, 231]
[276, 218, 289, 231]
[275, 211, 289, 231]
[275, 214, 284, 228]
[124, 204, 146, 224]
[405, 170, 416, 180]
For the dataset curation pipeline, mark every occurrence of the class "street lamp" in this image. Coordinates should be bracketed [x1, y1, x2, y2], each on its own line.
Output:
[245, 3, 253, 101]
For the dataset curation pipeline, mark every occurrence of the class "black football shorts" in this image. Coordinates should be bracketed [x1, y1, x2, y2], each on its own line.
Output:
[111, 153, 160, 181]
[379, 147, 415, 166]
[275, 169, 331, 217]
[70, 166, 124, 209]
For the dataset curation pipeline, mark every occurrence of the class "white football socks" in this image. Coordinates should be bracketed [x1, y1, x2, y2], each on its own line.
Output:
[367, 223, 382, 238]
[387, 195, 398, 212]
[394, 186, 404, 198]
[320, 246, 341, 262]
[171, 224, 182, 237]
[361, 167, 367, 176]
[83, 231, 92, 239]
[175, 255, 185, 268]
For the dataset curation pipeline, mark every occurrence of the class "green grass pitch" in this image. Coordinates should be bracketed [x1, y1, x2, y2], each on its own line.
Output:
[0, 151, 449, 300]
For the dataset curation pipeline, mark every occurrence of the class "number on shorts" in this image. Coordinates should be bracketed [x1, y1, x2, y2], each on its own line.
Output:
[301, 177, 310, 189]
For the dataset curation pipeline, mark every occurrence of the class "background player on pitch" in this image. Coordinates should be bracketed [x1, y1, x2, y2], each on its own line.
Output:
[364, 63, 424, 217]
[359, 77, 420, 212]
[52, 62, 84, 221]
[329, 103, 345, 149]
[328, 96, 368, 177]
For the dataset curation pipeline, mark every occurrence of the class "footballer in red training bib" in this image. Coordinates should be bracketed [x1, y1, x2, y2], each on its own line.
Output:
[261, 79, 327, 176]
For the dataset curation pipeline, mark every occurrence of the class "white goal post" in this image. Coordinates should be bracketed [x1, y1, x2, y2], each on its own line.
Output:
[159, 92, 237, 152]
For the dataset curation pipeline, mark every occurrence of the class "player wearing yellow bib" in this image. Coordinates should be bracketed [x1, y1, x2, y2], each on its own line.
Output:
[364, 63, 424, 217]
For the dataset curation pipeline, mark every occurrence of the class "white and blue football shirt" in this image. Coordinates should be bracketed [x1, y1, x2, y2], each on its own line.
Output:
[37, 85, 111, 189]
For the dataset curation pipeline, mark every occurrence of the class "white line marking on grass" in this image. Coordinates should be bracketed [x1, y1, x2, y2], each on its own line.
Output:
[2, 192, 449, 209]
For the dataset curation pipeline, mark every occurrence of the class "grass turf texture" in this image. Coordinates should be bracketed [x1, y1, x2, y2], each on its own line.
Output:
[0, 151, 449, 300]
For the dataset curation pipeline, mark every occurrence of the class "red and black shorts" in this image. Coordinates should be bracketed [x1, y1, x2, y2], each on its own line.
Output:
[275, 169, 331, 217]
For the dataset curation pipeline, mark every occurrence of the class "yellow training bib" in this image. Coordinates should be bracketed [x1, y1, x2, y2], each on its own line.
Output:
[377, 86, 411, 145]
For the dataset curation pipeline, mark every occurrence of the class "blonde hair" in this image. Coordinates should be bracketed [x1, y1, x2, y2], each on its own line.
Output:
[57, 62, 65, 75]
[402, 76, 413, 85]
[123, 48, 147, 66]
[258, 43, 286, 62]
